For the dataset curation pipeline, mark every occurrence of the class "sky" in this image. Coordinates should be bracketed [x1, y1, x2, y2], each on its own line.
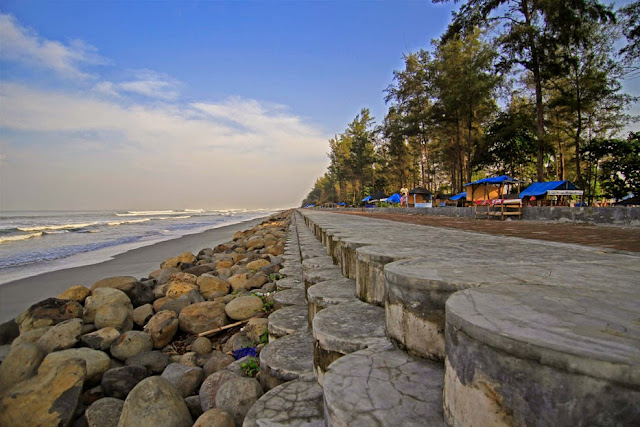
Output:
[0, 1, 637, 210]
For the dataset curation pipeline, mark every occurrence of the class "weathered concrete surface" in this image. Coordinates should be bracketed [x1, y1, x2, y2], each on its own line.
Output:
[275, 277, 303, 291]
[311, 300, 386, 384]
[444, 284, 640, 426]
[273, 288, 306, 310]
[258, 331, 314, 391]
[267, 304, 308, 341]
[323, 341, 444, 427]
[303, 267, 343, 291]
[243, 378, 324, 427]
[306, 278, 356, 325]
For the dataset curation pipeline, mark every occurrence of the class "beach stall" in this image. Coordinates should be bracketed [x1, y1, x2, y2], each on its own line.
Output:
[519, 181, 583, 206]
[387, 193, 402, 205]
[408, 187, 433, 208]
[448, 192, 467, 207]
[369, 191, 388, 203]
[434, 193, 452, 207]
[465, 175, 523, 220]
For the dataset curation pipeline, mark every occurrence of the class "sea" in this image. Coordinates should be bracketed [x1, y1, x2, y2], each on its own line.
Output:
[0, 209, 277, 285]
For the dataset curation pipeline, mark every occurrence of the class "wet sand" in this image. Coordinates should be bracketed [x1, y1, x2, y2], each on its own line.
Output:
[0, 216, 268, 323]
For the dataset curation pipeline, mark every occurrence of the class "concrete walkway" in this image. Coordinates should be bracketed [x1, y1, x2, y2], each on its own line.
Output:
[244, 209, 640, 426]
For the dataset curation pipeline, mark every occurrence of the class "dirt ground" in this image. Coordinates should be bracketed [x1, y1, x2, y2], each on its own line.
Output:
[335, 210, 640, 253]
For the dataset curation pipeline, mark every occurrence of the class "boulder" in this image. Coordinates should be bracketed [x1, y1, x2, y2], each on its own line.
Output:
[224, 296, 264, 321]
[144, 311, 179, 349]
[196, 274, 231, 298]
[94, 303, 133, 331]
[36, 318, 83, 353]
[159, 295, 193, 315]
[184, 264, 215, 276]
[228, 273, 251, 291]
[117, 376, 192, 427]
[185, 395, 203, 420]
[179, 351, 200, 367]
[39, 347, 110, 384]
[161, 363, 204, 398]
[191, 337, 212, 355]
[57, 285, 91, 303]
[10, 326, 50, 348]
[203, 351, 236, 377]
[110, 331, 153, 361]
[0, 319, 20, 345]
[153, 296, 173, 312]
[101, 365, 150, 399]
[193, 409, 235, 427]
[161, 252, 197, 269]
[266, 244, 285, 256]
[0, 358, 85, 427]
[169, 272, 198, 284]
[166, 282, 199, 298]
[178, 302, 228, 335]
[16, 298, 83, 333]
[90, 276, 137, 292]
[244, 318, 269, 343]
[0, 342, 45, 388]
[215, 376, 263, 426]
[125, 350, 170, 374]
[231, 253, 247, 264]
[131, 304, 154, 327]
[84, 397, 124, 427]
[83, 288, 132, 324]
[216, 259, 234, 269]
[199, 370, 238, 412]
[246, 259, 270, 271]
[246, 238, 265, 250]
[149, 267, 181, 286]
[80, 327, 121, 351]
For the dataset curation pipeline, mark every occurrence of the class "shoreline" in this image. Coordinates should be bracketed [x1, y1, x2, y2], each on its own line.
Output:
[0, 216, 269, 323]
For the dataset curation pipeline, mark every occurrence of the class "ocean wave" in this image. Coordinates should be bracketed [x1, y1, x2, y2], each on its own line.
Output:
[158, 215, 191, 220]
[42, 230, 70, 235]
[184, 209, 205, 213]
[108, 218, 152, 226]
[0, 231, 43, 244]
[115, 210, 179, 217]
[17, 222, 99, 232]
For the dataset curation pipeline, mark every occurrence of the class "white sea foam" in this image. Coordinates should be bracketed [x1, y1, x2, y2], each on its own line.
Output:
[184, 209, 205, 213]
[17, 222, 99, 232]
[0, 232, 43, 244]
[158, 215, 191, 220]
[108, 218, 152, 226]
[115, 210, 178, 217]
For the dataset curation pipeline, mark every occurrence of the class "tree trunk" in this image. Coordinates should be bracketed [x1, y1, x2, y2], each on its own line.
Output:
[522, 0, 546, 181]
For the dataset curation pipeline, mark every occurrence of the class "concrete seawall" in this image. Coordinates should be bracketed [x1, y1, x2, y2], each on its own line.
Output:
[253, 208, 639, 426]
[332, 205, 640, 226]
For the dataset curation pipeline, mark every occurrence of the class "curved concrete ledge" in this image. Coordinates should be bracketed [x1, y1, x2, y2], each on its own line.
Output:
[323, 341, 444, 426]
[302, 267, 343, 291]
[444, 284, 640, 426]
[268, 304, 309, 341]
[243, 378, 324, 427]
[306, 278, 357, 325]
[311, 300, 386, 384]
[355, 245, 418, 305]
[384, 257, 507, 361]
[280, 266, 303, 279]
[275, 277, 303, 291]
[302, 256, 335, 269]
[259, 331, 314, 391]
[273, 288, 306, 309]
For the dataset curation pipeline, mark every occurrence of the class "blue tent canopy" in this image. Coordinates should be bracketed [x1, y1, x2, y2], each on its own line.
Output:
[449, 192, 467, 201]
[338, 202, 346, 206]
[387, 193, 402, 203]
[465, 175, 521, 186]
[362, 196, 372, 202]
[519, 181, 580, 198]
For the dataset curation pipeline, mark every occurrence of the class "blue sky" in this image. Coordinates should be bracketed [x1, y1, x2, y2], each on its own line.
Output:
[0, 1, 637, 210]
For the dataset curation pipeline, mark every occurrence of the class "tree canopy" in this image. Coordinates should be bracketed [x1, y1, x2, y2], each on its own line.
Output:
[302, 0, 636, 207]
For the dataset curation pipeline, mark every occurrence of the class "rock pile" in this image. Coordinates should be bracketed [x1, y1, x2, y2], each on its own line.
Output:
[0, 211, 291, 427]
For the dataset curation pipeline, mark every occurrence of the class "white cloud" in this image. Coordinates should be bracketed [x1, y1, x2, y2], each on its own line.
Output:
[117, 69, 182, 100]
[0, 13, 106, 79]
[0, 83, 329, 210]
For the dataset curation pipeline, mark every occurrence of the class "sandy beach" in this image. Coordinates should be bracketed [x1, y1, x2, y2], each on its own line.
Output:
[0, 216, 268, 323]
